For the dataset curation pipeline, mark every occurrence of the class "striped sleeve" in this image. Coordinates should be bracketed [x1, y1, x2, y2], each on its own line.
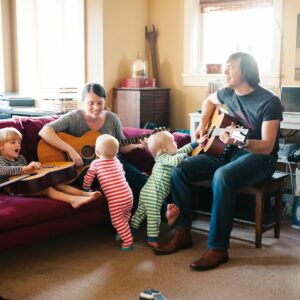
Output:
[82, 161, 97, 190]
[177, 143, 193, 154]
[0, 155, 27, 178]
[160, 153, 187, 167]
[159, 143, 193, 167]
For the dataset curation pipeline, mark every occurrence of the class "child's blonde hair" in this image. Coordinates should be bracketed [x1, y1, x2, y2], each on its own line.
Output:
[148, 131, 174, 158]
[0, 127, 22, 145]
[95, 134, 119, 159]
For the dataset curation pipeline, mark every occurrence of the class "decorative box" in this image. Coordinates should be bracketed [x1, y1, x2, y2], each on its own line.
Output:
[121, 78, 156, 88]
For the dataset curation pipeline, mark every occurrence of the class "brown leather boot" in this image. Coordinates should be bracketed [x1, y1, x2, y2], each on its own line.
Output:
[190, 249, 229, 271]
[153, 228, 193, 255]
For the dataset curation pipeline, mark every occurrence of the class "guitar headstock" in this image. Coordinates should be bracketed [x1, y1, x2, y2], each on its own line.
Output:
[153, 127, 172, 134]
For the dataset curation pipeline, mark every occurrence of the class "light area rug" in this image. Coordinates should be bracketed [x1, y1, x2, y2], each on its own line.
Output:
[0, 217, 299, 300]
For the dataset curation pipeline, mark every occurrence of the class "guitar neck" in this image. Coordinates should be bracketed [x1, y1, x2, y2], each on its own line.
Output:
[210, 128, 227, 137]
[0, 174, 32, 189]
[119, 127, 169, 147]
[120, 134, 150, 147]
[210, 127, 247, 137]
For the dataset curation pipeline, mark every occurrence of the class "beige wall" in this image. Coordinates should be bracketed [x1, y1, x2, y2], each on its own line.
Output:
[147, 0, 300, 130]
[104, 0, 300, 130]
[102, 0, 149, 108]
[149, 0, 207, 130]
[281, 0, 300, 85]
[3, 0, 300, 131]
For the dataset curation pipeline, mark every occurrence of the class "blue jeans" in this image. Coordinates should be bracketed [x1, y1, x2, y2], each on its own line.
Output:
[171, 149, 277, 250]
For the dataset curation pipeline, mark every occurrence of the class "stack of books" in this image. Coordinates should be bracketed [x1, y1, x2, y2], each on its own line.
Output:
[0, 94, 35, 106]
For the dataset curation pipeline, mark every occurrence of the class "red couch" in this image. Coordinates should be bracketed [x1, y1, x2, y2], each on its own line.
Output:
[0, 116, 190, 251]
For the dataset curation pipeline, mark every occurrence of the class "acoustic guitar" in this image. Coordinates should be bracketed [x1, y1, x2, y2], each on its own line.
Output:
[37, 128, 169, 173]
[3, 162, 77, 194]
[192, 108, 249, 157]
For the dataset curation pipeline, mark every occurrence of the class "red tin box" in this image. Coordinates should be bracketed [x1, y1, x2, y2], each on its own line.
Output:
[121, 78, 156, 88]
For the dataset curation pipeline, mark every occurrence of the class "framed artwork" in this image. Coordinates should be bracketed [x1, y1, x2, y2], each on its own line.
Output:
[295, 14, 300, 79]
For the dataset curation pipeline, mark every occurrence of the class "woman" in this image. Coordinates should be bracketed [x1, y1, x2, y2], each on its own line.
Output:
[39, 83, 147, 202]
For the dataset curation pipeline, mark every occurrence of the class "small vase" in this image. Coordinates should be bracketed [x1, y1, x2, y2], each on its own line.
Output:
[292, 195, 300, 229]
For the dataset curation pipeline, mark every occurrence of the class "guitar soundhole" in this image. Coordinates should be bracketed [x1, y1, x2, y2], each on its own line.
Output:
[81, 145, 96, 160]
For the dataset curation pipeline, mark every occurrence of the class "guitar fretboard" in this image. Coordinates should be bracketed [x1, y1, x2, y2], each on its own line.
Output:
[119, 127, 169, 147]
[120, 134, 151, 146]
[210, 128, 248, 142]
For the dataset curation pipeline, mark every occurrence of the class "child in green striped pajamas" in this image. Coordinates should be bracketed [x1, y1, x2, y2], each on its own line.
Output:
[130, 131, 205, 248]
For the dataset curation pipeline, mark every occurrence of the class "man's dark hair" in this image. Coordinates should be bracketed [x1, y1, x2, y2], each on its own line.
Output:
[82, 83, 106, 100]
[227, 52, 260, 88]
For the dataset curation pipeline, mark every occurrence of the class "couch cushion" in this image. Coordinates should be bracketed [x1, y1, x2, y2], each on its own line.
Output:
[122, 127, 155, 174]
[173, 131, 191, 148]
[21, 116, 59, 161]
[0, 193, 106, 232]
[122, 127, 191, 175]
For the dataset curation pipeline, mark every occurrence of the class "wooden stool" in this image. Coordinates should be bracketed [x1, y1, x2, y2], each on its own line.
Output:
[192, 172, 288, 248]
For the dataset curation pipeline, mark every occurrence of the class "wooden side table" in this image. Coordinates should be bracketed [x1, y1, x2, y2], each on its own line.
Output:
[113, 88, 170, 128]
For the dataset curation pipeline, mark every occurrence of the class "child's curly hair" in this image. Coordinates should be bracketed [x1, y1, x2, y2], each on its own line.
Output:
[0, 127, 22, 145]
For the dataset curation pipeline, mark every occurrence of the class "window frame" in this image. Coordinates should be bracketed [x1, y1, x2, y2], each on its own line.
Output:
[182, 0, 283, 88]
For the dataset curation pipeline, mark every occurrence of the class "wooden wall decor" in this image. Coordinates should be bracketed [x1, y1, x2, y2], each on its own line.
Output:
[145, 25, 160, 87]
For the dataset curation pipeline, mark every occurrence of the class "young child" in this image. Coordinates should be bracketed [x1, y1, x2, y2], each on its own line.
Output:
[130, 131, 205, 248]
[82, 134, 134, 250]
[0, 127, 101, 208]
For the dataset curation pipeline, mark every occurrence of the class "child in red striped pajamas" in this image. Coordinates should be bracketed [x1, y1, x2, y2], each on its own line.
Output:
[83, 134, 134, 250]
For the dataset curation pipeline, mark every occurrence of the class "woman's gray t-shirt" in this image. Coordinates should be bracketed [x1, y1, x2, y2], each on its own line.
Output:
[44, 110, 125, 141]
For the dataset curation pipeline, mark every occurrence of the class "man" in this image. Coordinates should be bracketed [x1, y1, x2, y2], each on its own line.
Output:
[154, 52, 283, 271]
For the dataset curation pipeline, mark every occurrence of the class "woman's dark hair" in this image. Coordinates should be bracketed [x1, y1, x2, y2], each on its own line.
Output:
[82, 83, 106, 100]
[227, 52, 260, 88]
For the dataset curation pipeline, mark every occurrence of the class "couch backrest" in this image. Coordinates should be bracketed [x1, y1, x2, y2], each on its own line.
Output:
[121, 127, 191, 174]
[0, 116, 58, 162]
[0, 118, 191, 174]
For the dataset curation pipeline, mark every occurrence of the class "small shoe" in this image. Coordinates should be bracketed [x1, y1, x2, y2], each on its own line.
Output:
[115, 233, 121, 241]
[153, 228, 193, 255]
[139, 288, 168, 300]
[190, 249, 229, 271]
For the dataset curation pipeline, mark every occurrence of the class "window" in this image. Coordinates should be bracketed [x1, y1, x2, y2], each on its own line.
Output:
[183, 0, 283, 88]
[16, 0, 85, 96]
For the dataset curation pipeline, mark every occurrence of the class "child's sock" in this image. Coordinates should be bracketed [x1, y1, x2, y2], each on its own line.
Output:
[121, 245, 133, 251]
[147, 237, 159, 248]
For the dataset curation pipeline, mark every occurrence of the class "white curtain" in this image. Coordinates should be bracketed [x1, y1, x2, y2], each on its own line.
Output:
[16, 0, 84, 96]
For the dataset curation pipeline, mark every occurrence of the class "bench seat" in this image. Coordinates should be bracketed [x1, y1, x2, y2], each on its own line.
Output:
[192, 171, 288, 248]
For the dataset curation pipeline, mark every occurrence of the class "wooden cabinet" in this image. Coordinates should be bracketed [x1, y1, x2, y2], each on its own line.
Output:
[113, 88, 170, 128]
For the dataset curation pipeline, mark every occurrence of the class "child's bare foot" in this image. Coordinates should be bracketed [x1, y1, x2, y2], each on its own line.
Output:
[91, 191, 101, 199]
[147, 241, 159, 248]
[81, 190, 101, 199]
[166, 204, 180, 227]
[71, 195, 98, 209]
